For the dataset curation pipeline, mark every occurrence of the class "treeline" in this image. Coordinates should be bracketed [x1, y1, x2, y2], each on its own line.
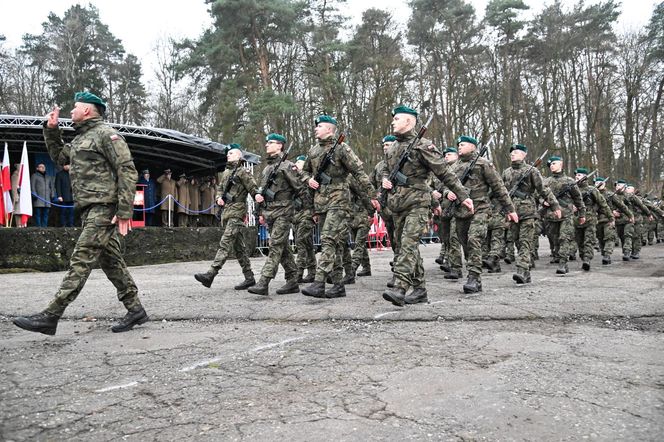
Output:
[1, 0, 663, 191]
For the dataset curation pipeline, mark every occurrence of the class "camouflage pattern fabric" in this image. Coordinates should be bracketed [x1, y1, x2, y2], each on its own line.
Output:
[315, 210, 348, 283]
[510, 218, 538, 272]
[210, 217, 254, 279]
[216, 162, 258, 222]
[392, 207, 430, 290]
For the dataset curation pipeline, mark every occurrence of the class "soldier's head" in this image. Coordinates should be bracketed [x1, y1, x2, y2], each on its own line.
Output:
[265, 133, 286, 156]
[164, 168, 172, 178]
[615, 179, 627, 192]
[574, 167, 589, 182]
[382, 135, 396, 153]
[391, 106, 418, 135]
[625, 184, 635, 194]
[314, 115, 337, 140]
[456, 135, 477, 156]
[510, 144, 528, 162]
[71, 91, 106, 123]
[295, 155, 307, 172]
[443, 147, 458, 163]
[594, 176, 607, 190]
[547, 156, 563, 173]
[142, 169, 150, 179]
[227, 144, 243, 163]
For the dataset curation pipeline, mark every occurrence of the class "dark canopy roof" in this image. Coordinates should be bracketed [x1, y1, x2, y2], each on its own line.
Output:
[0, 115, 261, 175]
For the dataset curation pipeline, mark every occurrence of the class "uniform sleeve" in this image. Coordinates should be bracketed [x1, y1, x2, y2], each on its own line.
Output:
[634, 196, 652, 216]
[240, 168, 258, 197]
[569, 181, 586, 218]
[43, 126, 71, 166]
[484, 162, 514, 214]
[612, 194, 633, 218]
[283, 164, 306, 196]
[349, 175, 374, 214]
[418, 148, 469, 202]
[340, 144, 376, 199]
[99, 131, 137, 218]
[533, 171, 560, 211]
[595, 189, 613, 220]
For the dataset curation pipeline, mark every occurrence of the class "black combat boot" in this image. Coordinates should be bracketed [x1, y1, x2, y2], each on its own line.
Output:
[622, 253, 631, 261]
[405, 287, 428, 304]
[549, 257, 560, 264]
[13, 311, 59, 335]
[439, 258, 451, 273]
[342, 273, 356, 285]
[302, 281, 326, 298]
[512, 269, 531, 285]
[602, 255, 611, 265]
[248, 277, 271, 295]
[386, 274, 396, 288]
[556, 263, 569, 274]
[487, 256, 502, 273]
[276, 279, 300, 295]
[435, 255, 445, 265]
[444, 269, 462, 280]
[326, 284, 346, 298]
[482, 258, 492, 270]
[504, 256, 513, 264]
[194, 269, 217, 288]
[235, 276, 256, 290]
[463, 274, 482, 294]
[382, 287, 406, 306]
[111, 306, 148, 333]
[301, 268, 316, 283]
[582, 260, 591, 271]
[296, 271, 305, 283]
[356, 267, 371, 277]
[569, 254, 576, 261]
[630, 253, 640, 260]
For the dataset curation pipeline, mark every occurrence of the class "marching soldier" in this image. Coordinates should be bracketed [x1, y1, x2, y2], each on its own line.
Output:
[292, 155, 317, 283]
[381, 106, 473, 306]
[624, 184, 652, 259]
[249, 133, 304, 296]
[501, 144, 560, 284]
[434, 148, 464, 280]
[340, 175, 375, 285]
[372, 135, 398, 287]
[573, 168, 612, 271]
[14, 92, 148, 335]
[194, 145, 258, 290]
[610, 180, 636, 261]
[594, 177, 618, 264]
[541, 156, 586, 275]
[301, 115, 379, 299]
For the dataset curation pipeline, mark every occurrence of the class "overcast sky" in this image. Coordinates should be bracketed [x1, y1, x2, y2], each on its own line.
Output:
[1, 0, 656, 84]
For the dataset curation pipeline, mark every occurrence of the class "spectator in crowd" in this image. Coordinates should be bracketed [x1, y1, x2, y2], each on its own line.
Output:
[200, 176, 216, 226]
[31, 163, 54, 227]
[176, 172, 190, 227]
[157, 168, 176, 226]
[55, 163, 74, 227]
[138, 169, 158, 226]
[189, 176, 201, 227]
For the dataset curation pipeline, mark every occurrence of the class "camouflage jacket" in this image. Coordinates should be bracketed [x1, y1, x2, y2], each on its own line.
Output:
[380, 129, 468, 213]
[606, 190, 634, 225]
[349, 174, 375, 218]
[625, 193, 651, 221]
[444, 151, 514, 219]
[43, 117, 138, 218]
[431, 174, 454, 218]
[216, 162, 257, 221]
[542, 172, 586, 221]
[576, 180, 612, 225]
[502, 161, 559, 221]
[303, 137, 374, 213]
[257, 154, 306, 220]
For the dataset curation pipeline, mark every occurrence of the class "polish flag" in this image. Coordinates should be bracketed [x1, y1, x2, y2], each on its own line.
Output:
[15, 142, 32, 225]
[0, 143, 12, 226]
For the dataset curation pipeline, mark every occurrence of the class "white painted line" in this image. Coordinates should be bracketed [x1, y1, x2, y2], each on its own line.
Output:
[179, 336, 307, 372]
[94, 381, 139, 393]
[373, 311, 400, 319]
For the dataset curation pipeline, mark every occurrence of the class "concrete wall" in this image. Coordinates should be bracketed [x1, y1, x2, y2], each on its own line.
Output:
[0, 226, 259, 272]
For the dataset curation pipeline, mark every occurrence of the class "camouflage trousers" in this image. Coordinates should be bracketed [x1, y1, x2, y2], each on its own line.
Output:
[343, 214, 371, 273]
[315, 209, 349, 283]
[453, 213, 488, 277]
[433, 215, 448, 259]
[210, 217, 254, 279]
[510, 218, 537, 272]
[596, 221, 616, 256]
[616, 223, 635, 255]
[260, 215, 298, 281]
[633, 220, 644, 254]
[646, 219, 657, 244]
[46, 204, 142, 317]
[485, 212, 506, 260]
[293, 214, 316, 275]
[392, 207, 430, 290]
[546, 217, 575, 264]
[504, 226, 515, 261]
[447, 218, 463, 272]
[575, 220, 597, 262]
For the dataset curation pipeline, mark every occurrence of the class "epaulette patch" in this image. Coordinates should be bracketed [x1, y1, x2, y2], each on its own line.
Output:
[110, 134, 121, 141]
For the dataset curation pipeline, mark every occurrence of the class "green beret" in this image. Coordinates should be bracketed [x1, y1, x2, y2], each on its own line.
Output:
[547, 155, 562, 164]
[456, 135, 478, 146]
[295, 155, 307, 162]
[315, 114, 337, 126]
[382, 135, 397, 143]
[575, 167, 589, 175]
[510, 143, 528, 153]
[594, 176, 606, 182]
[228, 143, 242, 151]
[616, 179, 626, 184]
[266, 133, 287, 144]
[443, 147, 458, 154]
[74, 91, 106, 112]
[391, 105, 418, 117]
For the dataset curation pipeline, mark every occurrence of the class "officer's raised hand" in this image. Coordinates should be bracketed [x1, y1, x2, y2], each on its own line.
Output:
[46, 106, 60, 128]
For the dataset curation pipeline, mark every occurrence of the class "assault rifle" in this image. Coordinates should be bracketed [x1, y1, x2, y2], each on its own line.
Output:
[378, 115, 434, 208]
[314, 133, 346, 189]
[215, 160, 242, 220]
[508, 149, 548, 200]
[442, 135, 494, 218]
[538, 170, 596, 217]
[257, 144, 293, 202]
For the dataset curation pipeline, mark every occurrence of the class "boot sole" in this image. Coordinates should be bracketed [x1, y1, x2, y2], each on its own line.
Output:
[382, 292, 405, 307]
[582, 263, 590, 271]
[13, 318, 56, 335]
[111, 314, 148, 333]
[248, 289, 269, 295]
[512, 274, 528, 284]
[194, 275, 212, 288]
[404, 297, 428, 304]
[275, 288, 300, 295]
[463, 287, 482, 294]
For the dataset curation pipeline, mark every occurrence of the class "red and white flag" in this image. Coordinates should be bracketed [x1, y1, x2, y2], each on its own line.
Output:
[15, 142, 32, 225]
[0, 142, 12, 226]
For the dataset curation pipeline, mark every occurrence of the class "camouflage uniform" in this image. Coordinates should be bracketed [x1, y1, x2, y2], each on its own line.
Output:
[610, 188, 635, 259]
[380, 130, 469, 293]
[340, 175, 374, 281]
[574, 180, 613, 268]
[542, 172, 586, 273]
[446, 151, 515, 292]
[372, 158, 396, 255]
[42, 117, 143, 316]
[207, 162, 257, 281]
[292, 189, 316, 282]
[303, 137, 374, 287]
[483, 190, 507, 272]
[431, 175, 461, 274]
[596, 187, 620, 261]
[502, 161, 559, 279]
[625, 192, 651, 258]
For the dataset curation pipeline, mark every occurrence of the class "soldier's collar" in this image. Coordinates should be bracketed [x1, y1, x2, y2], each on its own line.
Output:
[73, 116, 103, 133]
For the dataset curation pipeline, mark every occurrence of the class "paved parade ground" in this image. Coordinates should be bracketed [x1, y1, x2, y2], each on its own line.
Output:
[1, 240, 663, 441]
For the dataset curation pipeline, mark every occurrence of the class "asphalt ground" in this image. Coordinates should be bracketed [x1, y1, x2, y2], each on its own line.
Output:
[1, 238, 663, 441]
